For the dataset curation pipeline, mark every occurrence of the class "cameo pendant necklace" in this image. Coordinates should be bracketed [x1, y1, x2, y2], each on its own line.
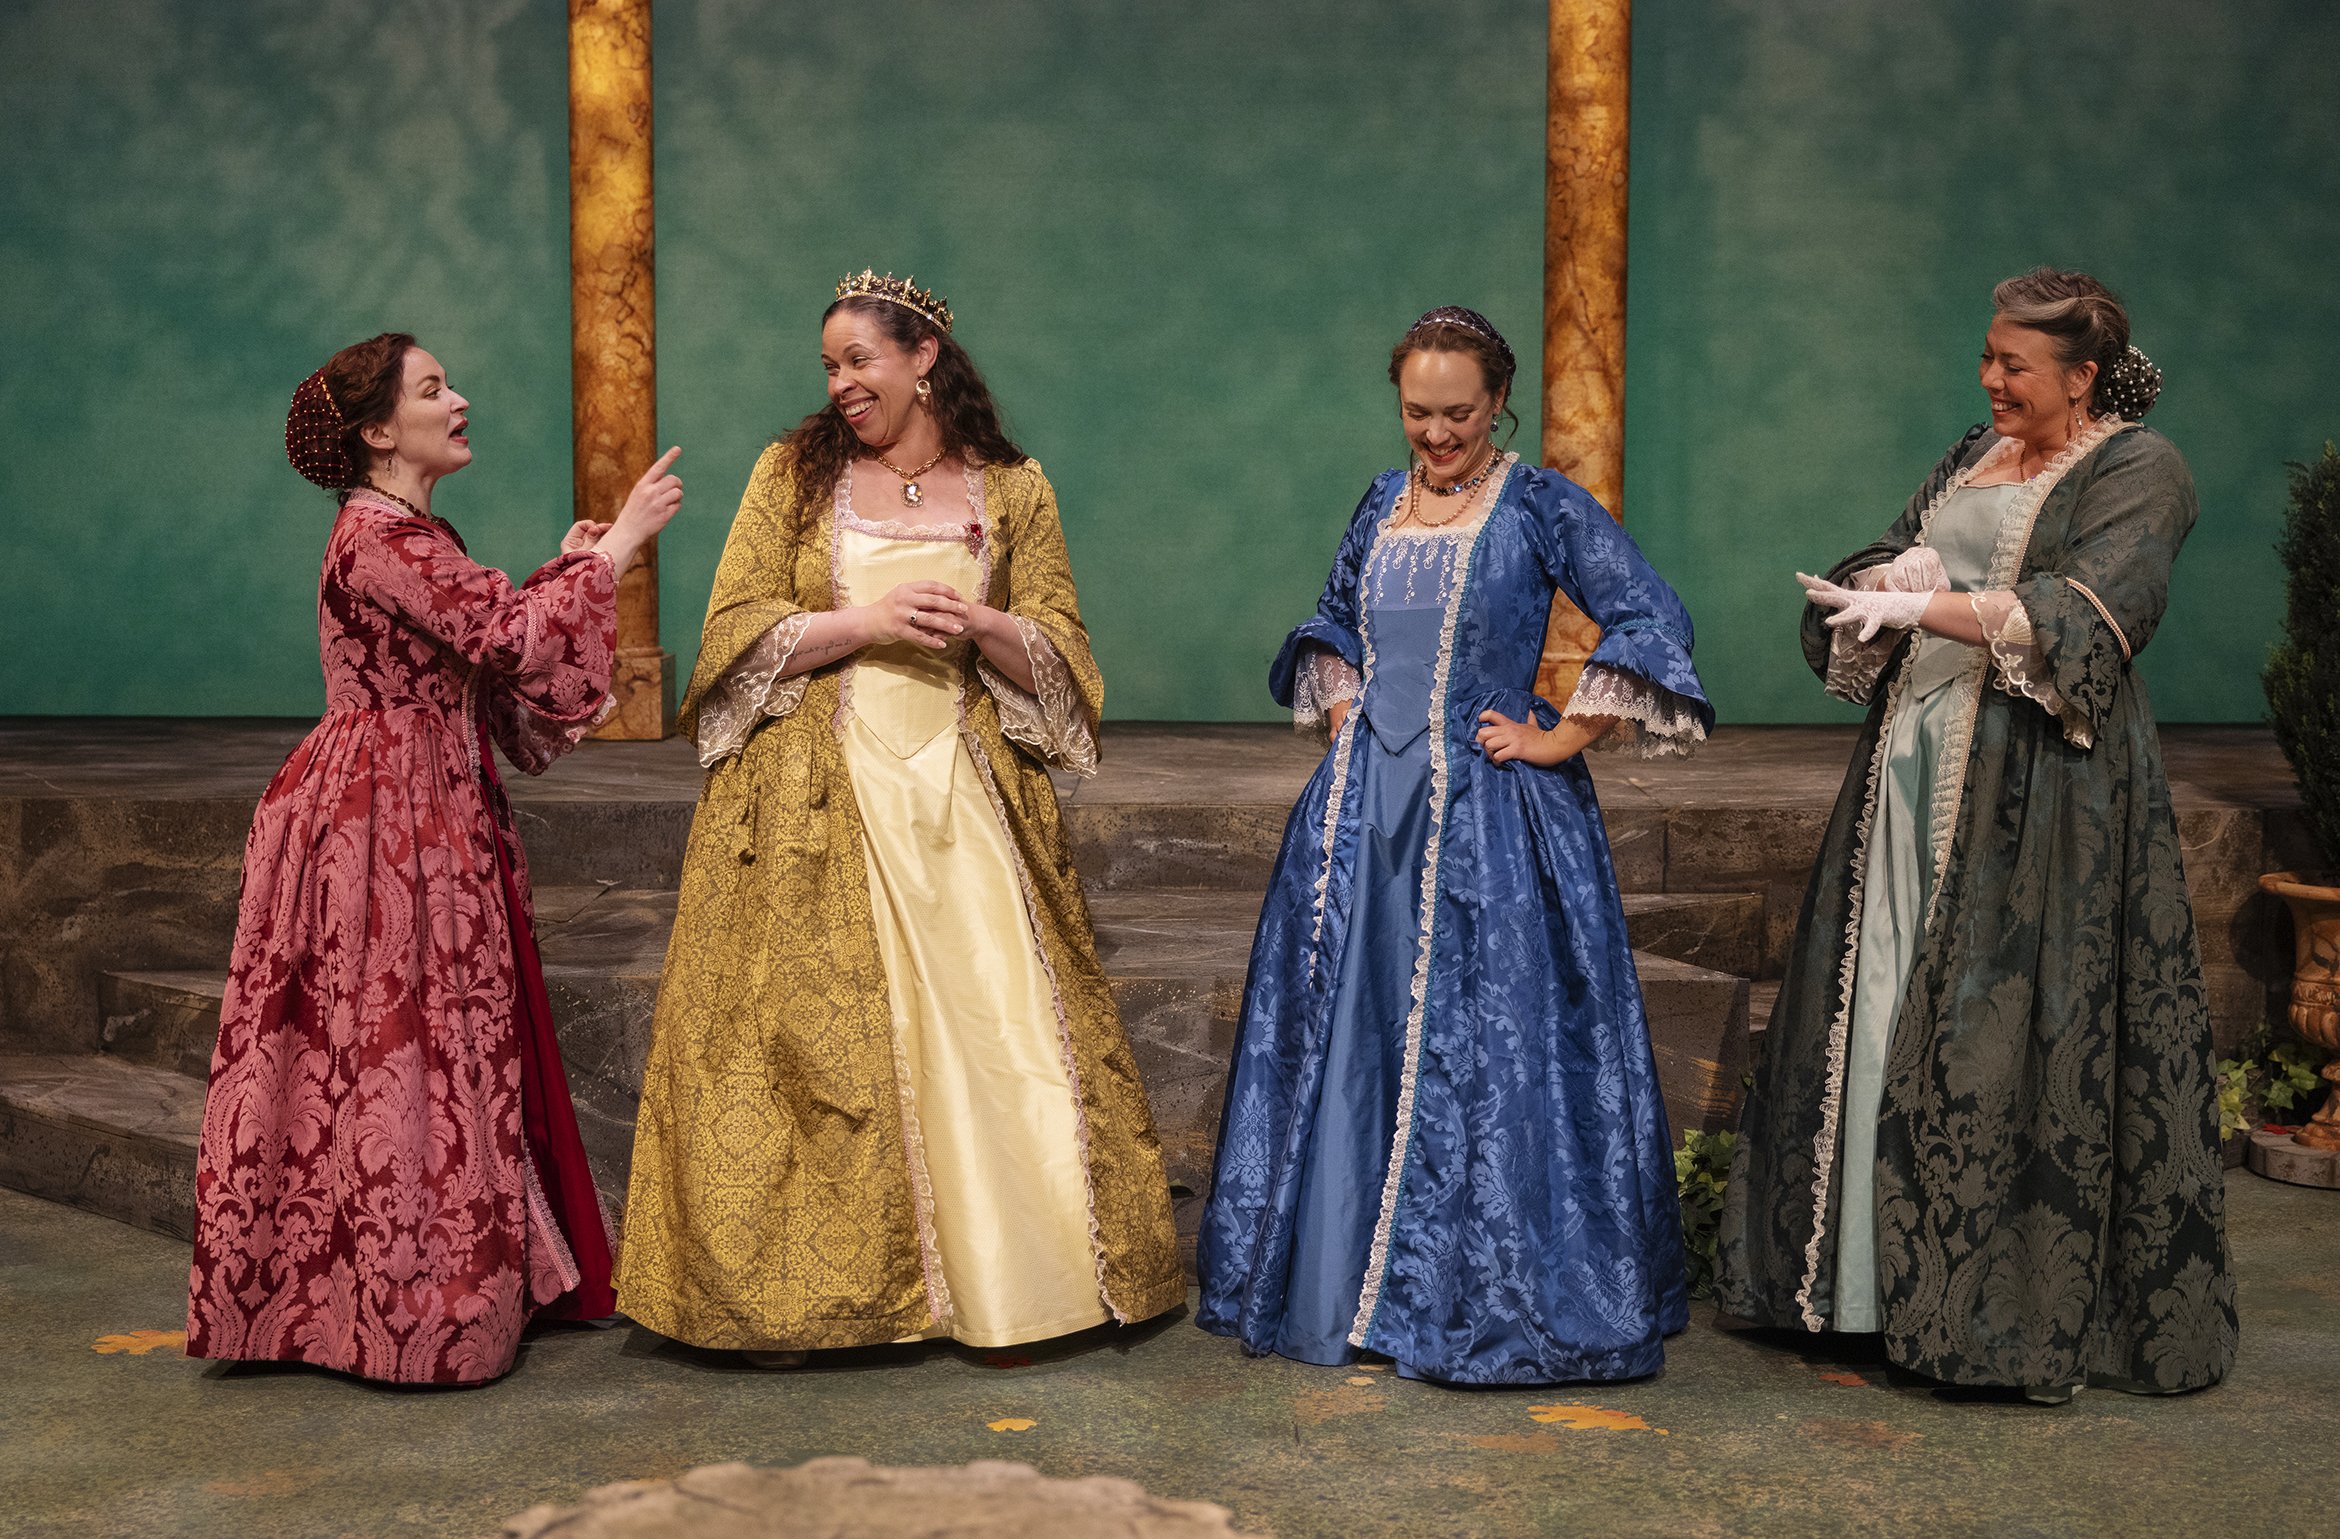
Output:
[875, 447, 948, 507]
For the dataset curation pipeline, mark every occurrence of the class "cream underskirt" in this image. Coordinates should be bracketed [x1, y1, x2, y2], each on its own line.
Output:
[839, 525, 1106, 1348]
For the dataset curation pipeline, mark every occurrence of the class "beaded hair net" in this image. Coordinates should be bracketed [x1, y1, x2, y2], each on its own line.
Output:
[285, 368, 356, 490]
[1405, 305, 1516, 380]
[2095, 343, 2163, 420]
[835, 269, 954, 332]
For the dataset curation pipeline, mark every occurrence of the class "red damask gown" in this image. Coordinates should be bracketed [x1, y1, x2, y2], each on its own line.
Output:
[186, 492, 619, 1385]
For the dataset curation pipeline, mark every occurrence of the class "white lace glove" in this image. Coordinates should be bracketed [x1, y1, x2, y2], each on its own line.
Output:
[1879, 545, 1949, 594]
[1798, 572, 1935, 643]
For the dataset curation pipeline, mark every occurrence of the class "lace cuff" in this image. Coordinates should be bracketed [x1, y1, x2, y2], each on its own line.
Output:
[977, 614, 1099, 776]
[693, 612, 814, 768]
[1568, 663, 1706, 758]
[1291, 644, 1361, 733]
[1822, 562, 1906, 705]
[1973, 591, 2091, 748]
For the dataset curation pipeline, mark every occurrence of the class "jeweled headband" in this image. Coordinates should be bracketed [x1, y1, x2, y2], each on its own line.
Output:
[1406, 305, 1515, 378]
[835, 269, 954, 333]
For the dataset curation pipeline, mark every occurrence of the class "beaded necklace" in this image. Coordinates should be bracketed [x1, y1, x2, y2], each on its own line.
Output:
[1398, 441, 1501, 529]
[357, 483, 430, 521]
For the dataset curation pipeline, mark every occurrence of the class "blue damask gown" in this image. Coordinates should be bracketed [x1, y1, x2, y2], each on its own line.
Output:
[1196, 455, 1713, 1384]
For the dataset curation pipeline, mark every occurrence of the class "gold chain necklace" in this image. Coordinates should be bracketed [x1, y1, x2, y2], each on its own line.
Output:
[873, 447, 948, 507]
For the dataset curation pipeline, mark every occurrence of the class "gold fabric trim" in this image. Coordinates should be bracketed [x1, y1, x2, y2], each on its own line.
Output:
[2065, 577, 2132, 661]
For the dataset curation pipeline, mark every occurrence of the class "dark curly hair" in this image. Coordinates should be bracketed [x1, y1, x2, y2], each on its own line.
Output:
[777, 297, 1025, 516]
[1388, 318, 1521, 448]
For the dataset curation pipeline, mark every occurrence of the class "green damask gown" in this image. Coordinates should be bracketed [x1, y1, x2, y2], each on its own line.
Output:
[1716, 420, 2237, 1393]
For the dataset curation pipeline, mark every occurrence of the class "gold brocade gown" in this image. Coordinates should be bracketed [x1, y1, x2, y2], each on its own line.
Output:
[616, 450, 1182, 1350]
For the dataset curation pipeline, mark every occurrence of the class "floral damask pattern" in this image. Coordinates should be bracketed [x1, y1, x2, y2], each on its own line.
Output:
[186, 497, 617, 1386]
[616, 450, 1181, 1350]
[1718, 428, 2236, 1393]
[1198, 465, 1716, 1383]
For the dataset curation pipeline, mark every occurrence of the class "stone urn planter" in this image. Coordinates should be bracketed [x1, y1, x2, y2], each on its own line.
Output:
[2254, 873, 2340, 1181]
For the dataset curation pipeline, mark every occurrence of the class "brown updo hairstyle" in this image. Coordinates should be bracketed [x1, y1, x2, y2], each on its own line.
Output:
[1990, 268, 2161, 417]
[285, 332, 414, 494]
[1388, 311, 1522, 448]
[778, 297, 1025, 521]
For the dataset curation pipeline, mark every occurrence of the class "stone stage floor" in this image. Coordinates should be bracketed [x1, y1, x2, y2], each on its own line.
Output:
[0, 719, 2328, 1536]
[2, 1175, 2334, 1539]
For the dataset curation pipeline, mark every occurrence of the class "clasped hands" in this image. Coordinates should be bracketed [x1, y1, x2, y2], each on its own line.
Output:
[855, 580, 1023, 653]
[1798, 545, 1948, 642]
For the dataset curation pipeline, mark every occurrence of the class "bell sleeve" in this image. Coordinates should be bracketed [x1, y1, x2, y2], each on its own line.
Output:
[348, 514, 617, 772]
[974, 462, 1106, 777]
[1806, 424, 1992, 705]
[679, 445, 817, 768]
[1981, 428, 2197, 749]
[1520, 469, 1713, 757]
[1268, 473, 1397, 733]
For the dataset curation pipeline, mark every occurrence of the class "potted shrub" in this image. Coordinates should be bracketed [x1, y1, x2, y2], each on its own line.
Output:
[2260, 443, 2340, 1153]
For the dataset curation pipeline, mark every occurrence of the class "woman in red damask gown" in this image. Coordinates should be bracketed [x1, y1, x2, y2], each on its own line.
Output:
[185, 333, 682, 1384]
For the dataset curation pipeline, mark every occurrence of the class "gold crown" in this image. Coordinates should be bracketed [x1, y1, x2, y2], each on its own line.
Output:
[835, 269, 953, 332]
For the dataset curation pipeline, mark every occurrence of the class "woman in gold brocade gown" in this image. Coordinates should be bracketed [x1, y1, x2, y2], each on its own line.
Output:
[617, 272, 1182, 1353]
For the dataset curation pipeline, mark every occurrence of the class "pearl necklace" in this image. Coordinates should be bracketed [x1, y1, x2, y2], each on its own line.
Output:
[1399, 445, 1504, 528]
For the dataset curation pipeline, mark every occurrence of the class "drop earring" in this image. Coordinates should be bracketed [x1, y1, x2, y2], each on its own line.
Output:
[915, 378, 933, 409]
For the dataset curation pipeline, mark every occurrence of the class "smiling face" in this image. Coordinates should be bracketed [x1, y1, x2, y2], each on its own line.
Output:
[360, 348, 471, 480]
[1979, 317, 2097, 453]
[1397, 349, 1502, 482]
[821, 305, 939, 451]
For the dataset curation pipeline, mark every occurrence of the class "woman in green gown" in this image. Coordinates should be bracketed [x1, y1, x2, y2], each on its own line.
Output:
[1717, 267, 2236, 1399]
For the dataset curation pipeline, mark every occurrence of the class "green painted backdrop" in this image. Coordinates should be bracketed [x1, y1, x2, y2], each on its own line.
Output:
[5, 1, 2336, 723]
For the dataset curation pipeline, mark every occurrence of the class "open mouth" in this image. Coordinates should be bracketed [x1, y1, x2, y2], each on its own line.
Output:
[840, 395, 876, 424]
[450, 416, 470, 444]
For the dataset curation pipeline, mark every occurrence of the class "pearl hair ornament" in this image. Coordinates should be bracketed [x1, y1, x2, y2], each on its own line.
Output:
[2093, 344, 2163, 420]
[285, 368, 358, 490]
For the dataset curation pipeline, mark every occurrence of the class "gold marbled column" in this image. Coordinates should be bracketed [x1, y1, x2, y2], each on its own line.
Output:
[1534, 0, 1631, 710]
[570, 0, 671, 739]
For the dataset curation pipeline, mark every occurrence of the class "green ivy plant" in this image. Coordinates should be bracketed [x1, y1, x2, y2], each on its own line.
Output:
[1675, 1128, 1738, 1300]
[2215, 1024, 2332, 1141]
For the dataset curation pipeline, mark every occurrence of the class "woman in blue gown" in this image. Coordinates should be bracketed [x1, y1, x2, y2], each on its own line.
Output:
[1196, 307, 1713, 1384]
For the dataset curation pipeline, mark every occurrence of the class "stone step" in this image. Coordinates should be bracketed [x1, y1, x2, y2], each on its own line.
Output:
[97, 969, 224, 1080]
[0, 1053, 203, 1240]
[1620, 891, 1765, 981]
[48, 875, 1755, 1242]
[1635, 954, 1753, 1137]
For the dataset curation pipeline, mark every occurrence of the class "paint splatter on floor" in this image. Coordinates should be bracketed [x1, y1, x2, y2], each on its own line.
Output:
[985, 1417, 1036, 1433]
[1797, 1418, 1921, 1451]
[1294, 1381, 1388, 1426]
[92, 1330, 184, 1356]
[1818, 1369, 1870, 1387]
[982, 1354, 1033, 1370]
[1344, 1376, 1375, 1387]
[1525, 1403, 1667, 1434]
